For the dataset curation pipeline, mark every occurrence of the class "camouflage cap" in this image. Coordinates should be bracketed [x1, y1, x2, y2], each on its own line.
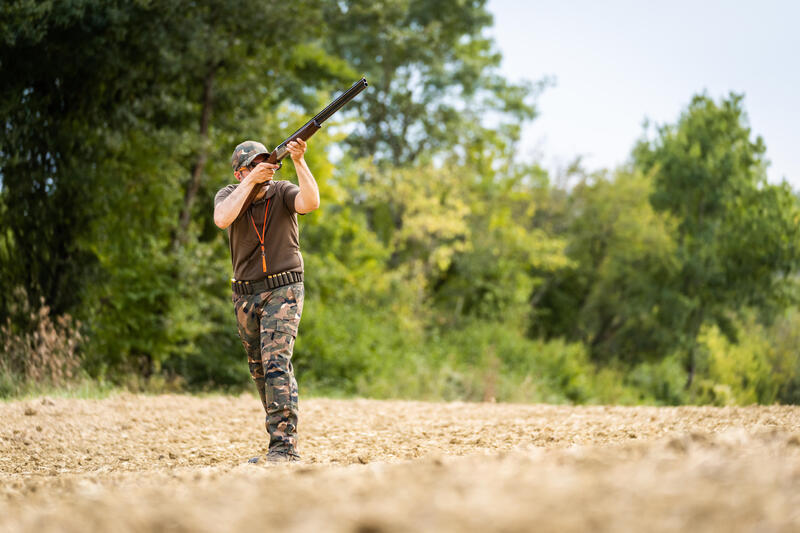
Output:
[231, 140, 270, 171]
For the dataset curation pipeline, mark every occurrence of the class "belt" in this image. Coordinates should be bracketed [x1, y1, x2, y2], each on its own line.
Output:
[232, 271, 303, 295]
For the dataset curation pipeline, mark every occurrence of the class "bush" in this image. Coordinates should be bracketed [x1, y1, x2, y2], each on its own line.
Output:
[698, 319, 780, 405]
[1, 288, 82, 395]
[294, 308, 623, 405]
[626, 354, 688, 405]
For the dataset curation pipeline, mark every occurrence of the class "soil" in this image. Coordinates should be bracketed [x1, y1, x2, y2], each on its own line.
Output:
[1, 394, 799, 532]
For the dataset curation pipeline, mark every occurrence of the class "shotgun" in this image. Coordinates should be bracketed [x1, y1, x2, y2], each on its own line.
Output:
[263, 77, 369, 169]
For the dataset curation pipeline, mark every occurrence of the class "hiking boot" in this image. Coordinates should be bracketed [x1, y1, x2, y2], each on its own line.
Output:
[266, 448, 300, 463]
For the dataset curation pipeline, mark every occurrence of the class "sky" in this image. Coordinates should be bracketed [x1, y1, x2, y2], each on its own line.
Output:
[487, 0, 800, 189]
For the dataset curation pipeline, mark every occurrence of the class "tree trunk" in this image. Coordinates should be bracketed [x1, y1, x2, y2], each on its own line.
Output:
[174, 65, 215, 250]
[685, 343, 696, 389]
[684, 309, 704, 389]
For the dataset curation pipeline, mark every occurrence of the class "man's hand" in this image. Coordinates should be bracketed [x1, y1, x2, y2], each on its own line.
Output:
[286, 139, 307, 161]
[245, 162, 280, 184]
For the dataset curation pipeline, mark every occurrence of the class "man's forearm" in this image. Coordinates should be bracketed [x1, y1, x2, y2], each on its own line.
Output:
[293, 157, 320, 214]
[214, 178, 261, 229]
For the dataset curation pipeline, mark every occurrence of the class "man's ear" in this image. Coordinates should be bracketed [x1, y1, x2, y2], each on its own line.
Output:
[234, 171, 242, 182]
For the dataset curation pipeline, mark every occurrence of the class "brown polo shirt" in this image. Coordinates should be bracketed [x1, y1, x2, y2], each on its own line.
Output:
[214, 180, 303, 281]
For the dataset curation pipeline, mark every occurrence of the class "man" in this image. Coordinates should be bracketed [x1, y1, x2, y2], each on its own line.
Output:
[214, 138, 319, 463]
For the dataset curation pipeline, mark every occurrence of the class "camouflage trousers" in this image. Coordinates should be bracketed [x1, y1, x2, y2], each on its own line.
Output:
[233, 282, 304, 453]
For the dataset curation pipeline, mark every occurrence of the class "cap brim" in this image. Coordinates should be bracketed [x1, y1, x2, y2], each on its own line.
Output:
[243, 150, 270, 168]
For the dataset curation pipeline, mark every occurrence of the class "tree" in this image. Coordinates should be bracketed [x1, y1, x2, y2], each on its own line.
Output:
[322, 0, 542, 167]
[0, 0, 347, 375]
[633, 93, 800, 387]
[2, 0, 545, 384]
[531, 170, 681, 365]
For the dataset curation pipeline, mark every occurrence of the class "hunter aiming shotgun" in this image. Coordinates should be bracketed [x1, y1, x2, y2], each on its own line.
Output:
[265, 77, 368, 170]
[215, 78, 368, 463]
[235, 77, 368, 216]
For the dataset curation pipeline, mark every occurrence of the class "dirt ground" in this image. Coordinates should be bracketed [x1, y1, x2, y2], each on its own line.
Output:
[1, 394, 799, 532]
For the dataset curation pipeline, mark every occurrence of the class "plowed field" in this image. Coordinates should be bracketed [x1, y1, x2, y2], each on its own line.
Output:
[1, 394, 799, 532]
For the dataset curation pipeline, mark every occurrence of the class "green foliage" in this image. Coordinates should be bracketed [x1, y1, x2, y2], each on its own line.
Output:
[532, 170, 680, 364]
[633, 93, 800, 381]
[0, 0, 348, 372]
[694, 310, 800, 405]
[699, 320, 776, 405]
[529, 94, 800, 402]
[2, 4, 799, 406]
[297, 311, 622, 405]
[323, 0, 541, 166]
[625, 355, 689, 405]
[770, 309, 800, 404]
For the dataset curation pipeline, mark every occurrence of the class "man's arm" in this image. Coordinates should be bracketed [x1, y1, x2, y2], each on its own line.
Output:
[213, 164, 278, 229]
[287, 139, 320, 214]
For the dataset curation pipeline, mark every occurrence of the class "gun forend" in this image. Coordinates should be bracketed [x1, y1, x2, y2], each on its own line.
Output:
[266, 77, 368, 164]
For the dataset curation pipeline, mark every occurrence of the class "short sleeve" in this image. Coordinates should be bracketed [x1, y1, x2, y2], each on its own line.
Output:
[282, 181, 301, 213]
[214, 184, 236, 207]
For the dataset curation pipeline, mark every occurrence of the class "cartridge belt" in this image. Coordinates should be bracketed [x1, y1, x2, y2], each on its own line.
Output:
[232, 271, 303, 295]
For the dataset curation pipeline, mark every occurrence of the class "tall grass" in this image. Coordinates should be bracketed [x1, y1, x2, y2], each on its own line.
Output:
[1, 288, 82, 398]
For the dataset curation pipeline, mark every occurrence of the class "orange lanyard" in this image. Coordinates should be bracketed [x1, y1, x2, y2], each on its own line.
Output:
[248, 197, 271, 273]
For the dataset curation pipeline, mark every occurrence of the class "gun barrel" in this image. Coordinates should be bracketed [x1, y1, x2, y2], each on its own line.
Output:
[268, 77, 368, 163]
[313, 77, 368, 125]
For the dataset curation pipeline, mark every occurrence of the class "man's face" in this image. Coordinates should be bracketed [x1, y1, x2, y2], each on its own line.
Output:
[234, 154, 267, 181]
